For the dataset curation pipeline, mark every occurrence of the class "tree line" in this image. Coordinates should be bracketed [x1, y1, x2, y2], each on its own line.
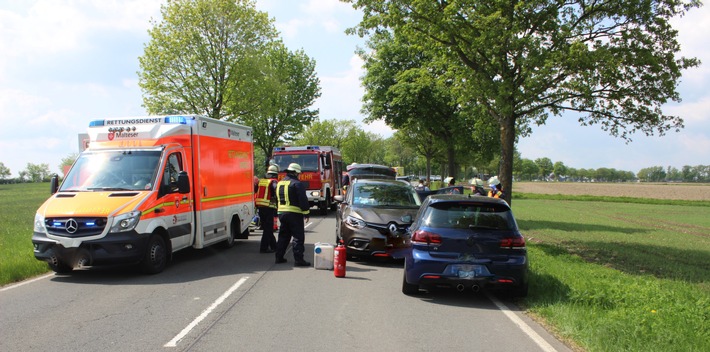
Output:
[3, 0, 702, 200]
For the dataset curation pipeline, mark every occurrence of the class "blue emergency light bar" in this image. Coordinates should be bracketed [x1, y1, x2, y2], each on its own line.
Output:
[164, 116, 188, 124]
[273, 146, 320, 152]
[89, 120, 105, 127]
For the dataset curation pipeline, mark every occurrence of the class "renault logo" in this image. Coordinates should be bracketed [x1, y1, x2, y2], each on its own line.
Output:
[388, 223, 398, 235]
[66, 219, 79, 234]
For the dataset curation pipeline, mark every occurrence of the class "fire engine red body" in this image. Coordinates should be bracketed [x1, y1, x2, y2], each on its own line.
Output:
[271, 146, 344, 214]
[334, 241, 346, 277]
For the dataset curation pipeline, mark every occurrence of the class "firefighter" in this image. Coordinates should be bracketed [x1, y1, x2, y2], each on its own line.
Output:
[470, 177, 486, 196]
[255, 165, 279, 253]
[487, 176, 505, 199]
[275, 163, 311, 267]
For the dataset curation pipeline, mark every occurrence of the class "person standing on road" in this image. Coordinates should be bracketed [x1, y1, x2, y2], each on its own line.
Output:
[487, 176, 505, 199]
[255, 165, 279, 253]
[275, 163, 311, 267]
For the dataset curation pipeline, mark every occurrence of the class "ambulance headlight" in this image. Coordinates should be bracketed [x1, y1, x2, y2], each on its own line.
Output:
[34, 213, 47, 232]
[110, 211, 141, 233]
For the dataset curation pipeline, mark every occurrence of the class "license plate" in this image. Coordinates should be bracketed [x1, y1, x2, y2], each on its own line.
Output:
[453, 264, 483, 279]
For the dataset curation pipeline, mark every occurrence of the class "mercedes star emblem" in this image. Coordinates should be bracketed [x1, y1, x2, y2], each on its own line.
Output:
[66, 219, 78, 234]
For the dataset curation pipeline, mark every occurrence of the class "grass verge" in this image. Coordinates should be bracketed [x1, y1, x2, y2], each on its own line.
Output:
[513, 198, 709, 352]
[0, 183, 53, 285]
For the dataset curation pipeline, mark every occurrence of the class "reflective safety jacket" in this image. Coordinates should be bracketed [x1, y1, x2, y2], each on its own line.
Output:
[488, 189, 504, 199]
[277, 175, 310, 215]
[255, 178, 277, 208]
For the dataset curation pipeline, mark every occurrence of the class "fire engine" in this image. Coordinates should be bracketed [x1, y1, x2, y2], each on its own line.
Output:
[271, 145, 344, 214]
[32, 115, 254, 274]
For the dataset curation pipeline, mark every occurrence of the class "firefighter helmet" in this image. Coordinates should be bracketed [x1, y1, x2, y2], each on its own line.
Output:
[488, 176, 500, 187]
[287, 163, 302, 174]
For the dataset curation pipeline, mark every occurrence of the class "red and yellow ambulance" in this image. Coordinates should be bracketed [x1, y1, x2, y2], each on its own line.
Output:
[32, 115, 254, 274]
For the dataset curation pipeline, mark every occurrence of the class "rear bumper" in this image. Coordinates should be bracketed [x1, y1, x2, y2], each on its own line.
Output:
[405, 251, 528, 292]
[32, 230, 151, 267]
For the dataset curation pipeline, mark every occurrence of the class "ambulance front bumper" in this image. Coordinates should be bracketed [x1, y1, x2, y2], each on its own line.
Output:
[32, 230, 151, 268]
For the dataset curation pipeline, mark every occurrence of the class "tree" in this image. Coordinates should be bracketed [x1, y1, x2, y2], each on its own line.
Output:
[535, 158, 554, 180]
[553, 161, 568, 180]
[293, 119, 357, 151]
[346, 0, 701, 204]
[237, 42, 321, 167]
[358, 30, 497, 180]
[139, 0, 277, 120]
[59, 153, 78, 177]
[394, 126, 443, 181]
[24, 163, 51, 183]
[0, 162, 10, 179]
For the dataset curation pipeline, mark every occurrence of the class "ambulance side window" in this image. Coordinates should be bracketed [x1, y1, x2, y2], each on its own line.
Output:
[161, 153, 183, 195]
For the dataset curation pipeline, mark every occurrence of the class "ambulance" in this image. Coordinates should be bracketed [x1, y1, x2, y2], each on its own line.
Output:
[271, 145, 344, 214]
[32, 115, 254, 274]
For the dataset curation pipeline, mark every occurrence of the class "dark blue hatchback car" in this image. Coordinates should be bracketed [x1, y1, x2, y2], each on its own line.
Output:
[402, 194, 528, 296]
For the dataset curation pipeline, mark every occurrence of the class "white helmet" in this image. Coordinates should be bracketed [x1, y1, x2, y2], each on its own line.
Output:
[488, 176, 500, 187]
[266, 165, 279, 176]
[473, 178, 484, 187]
[287, 163, 302, 174]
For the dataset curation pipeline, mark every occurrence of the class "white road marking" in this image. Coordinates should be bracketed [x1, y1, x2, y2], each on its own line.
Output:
[0, 273, 54, 292]
[164, 276, 249, 348]
[488, 294, 559, 352]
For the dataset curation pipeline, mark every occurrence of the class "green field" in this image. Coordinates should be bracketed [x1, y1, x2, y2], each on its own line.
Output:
[1, 183, 708, 351]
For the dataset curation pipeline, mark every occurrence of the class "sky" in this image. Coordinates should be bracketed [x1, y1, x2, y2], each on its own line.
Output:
[0, 0, 708, 178]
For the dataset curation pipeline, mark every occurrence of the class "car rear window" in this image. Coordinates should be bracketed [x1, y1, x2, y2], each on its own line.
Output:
[348, 166, 397, 180]
[421, 202, 515, 230]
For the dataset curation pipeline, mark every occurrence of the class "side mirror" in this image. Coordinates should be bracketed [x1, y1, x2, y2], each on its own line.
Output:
[177, 171, 190, 194]
[50, 174, 59, 194]
[333, 195, 344, 203]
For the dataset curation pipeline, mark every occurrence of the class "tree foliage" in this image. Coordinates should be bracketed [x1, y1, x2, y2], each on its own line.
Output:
[0, 162, 10, 179]
[241, 42, 321, 167]
[358, 30, 498, 180]
[139, 0, 277, 120]
[23, 163, 51, 183]
[345, 0, 701, 204]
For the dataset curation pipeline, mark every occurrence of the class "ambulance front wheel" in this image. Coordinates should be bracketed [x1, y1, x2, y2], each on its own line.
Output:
[48, 256, 73, 274]
[141, 234, 168, 274]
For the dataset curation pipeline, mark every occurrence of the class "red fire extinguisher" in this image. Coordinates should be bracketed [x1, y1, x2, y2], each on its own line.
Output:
[334, 241, 346, 278]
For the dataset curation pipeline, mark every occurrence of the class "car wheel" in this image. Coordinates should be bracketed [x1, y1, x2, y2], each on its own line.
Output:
[141, 234, 168, 274]
[511, 282, 529, 297]
[402, 263, 419, 295]
[48, 257, 73, 274]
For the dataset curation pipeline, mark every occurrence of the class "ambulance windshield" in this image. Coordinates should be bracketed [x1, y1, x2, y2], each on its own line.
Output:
[60, 150, 161, 191]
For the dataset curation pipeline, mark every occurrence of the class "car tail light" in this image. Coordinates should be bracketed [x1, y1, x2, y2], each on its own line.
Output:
[500, 236, 526, 249]
[412, 230, 442, 244]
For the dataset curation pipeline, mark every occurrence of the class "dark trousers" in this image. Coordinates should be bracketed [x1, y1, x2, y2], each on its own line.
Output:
[276, 212, 305, 261]
[258, 206, 277, 251]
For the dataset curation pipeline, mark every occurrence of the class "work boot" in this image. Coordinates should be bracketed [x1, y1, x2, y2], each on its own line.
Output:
[294, 259, 311, 267]
[275, 257, 287, 264]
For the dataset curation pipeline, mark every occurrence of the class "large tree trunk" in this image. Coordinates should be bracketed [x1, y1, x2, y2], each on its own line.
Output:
[499, 115, 516, 205]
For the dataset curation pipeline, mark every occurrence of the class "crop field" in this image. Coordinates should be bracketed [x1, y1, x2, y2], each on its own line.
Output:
[513, 181, 710, 201]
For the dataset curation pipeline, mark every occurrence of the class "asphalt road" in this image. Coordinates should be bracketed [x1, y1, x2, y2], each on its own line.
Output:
[1, 212, 572, 352]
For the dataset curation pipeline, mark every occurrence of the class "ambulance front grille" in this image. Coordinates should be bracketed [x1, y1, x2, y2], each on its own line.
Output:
[44, 217, 108, 237]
